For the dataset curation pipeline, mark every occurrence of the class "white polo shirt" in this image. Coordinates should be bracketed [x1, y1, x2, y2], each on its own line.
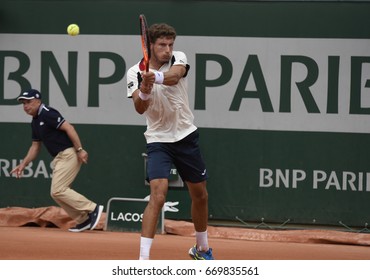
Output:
[127, 51, 197, 143]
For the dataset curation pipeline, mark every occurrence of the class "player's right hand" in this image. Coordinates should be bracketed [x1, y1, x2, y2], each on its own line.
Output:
[140, 80, 153, 95]
[141, 71, 155, 87]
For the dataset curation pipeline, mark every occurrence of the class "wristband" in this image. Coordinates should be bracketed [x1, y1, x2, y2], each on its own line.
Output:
[154, 71, 164, 84]
[139, 91, 151, 101]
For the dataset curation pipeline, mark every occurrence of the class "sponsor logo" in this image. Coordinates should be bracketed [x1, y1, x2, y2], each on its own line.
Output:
[110, 212, 143, 222]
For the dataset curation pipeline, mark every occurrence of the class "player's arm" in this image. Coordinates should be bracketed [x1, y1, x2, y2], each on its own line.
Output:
[159, 64, 186, 86]
[133, 65, 186, 114]
[143, 64, 186, 86]
[10, 141, 42, 178]
[59, 121, 88, 164]
[132, 77, 153, 115]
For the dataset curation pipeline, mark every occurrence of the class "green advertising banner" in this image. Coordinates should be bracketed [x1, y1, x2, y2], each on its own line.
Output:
[105, 197, 164, 233]
[1, 0, 370, 229]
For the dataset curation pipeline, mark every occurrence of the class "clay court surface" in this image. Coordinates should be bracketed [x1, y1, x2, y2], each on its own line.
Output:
[1, 226, 370, 260]
[0, 207, 370, 260]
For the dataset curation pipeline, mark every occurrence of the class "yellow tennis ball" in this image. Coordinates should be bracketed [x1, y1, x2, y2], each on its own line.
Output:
[67, 24, 80, 36]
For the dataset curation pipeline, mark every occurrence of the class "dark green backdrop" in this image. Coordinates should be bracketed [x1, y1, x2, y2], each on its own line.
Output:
[1, 0, 370, 229]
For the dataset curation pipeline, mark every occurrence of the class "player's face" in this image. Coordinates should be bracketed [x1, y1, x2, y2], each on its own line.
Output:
[151, 36, 174, 65]
[21, 99, 41, 117]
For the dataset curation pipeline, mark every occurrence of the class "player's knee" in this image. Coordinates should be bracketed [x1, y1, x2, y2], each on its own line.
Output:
[198, 191, 208, 203]
[191, 189, 208, 204]
[150, 193, 166, 208]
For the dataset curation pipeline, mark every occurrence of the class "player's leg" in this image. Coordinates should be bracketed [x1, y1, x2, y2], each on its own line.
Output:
[187, 180, 208, 233]
[172, 130, 214, 259]
[186, 181, 214, 259]
[140, 143, 171, 259]
[142, 178, 169, 238]
[172, 130, 209, 234]
[140, 180, 169, 260]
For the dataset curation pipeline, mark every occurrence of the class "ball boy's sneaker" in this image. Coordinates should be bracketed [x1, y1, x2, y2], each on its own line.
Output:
[68, 218, 91, 232]
[188, 245, 214, 260]
[89, 205, 104, 230]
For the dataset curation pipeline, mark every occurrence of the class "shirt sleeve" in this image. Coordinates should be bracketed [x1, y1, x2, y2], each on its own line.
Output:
[44, 107, 65, 129]
[31, 123, 40, 141]
[173, 51, 190, 77]
[173, 51, 187, 66]
[127, 64, 141, 98]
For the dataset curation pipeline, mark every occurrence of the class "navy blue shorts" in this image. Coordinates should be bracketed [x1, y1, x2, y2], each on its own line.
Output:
[146, 130, 208, 183]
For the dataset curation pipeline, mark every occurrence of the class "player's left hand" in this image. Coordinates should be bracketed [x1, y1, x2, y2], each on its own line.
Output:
[141, 71, 155, 86]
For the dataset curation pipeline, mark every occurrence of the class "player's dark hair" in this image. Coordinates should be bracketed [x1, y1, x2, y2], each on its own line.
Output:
[149, 23, 176, 43]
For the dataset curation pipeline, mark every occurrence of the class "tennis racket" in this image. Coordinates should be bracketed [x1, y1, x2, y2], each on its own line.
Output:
[139, 14, 150, 72]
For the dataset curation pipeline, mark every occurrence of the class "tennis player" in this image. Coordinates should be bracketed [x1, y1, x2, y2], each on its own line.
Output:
[127, 23, 214, 260]
[11, 89, 103, 232]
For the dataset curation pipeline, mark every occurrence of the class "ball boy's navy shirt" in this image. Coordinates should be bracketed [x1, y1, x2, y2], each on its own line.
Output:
[31, 104, 73, 157]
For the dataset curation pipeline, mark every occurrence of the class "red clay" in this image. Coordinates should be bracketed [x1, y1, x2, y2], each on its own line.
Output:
[0, 226, 369, 260]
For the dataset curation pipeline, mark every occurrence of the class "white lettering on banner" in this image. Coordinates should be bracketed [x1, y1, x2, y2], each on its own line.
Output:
[0, 159, 52, 178]
[110, 212, 143, 222]
[259, 168, 306, 189]
[0, 34, 369, 133]
[260, 168, 370, 191]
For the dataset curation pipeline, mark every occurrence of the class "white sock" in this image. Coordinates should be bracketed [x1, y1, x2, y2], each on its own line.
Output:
[195, 230, 209, 252]
[139, 237, 153, 260]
